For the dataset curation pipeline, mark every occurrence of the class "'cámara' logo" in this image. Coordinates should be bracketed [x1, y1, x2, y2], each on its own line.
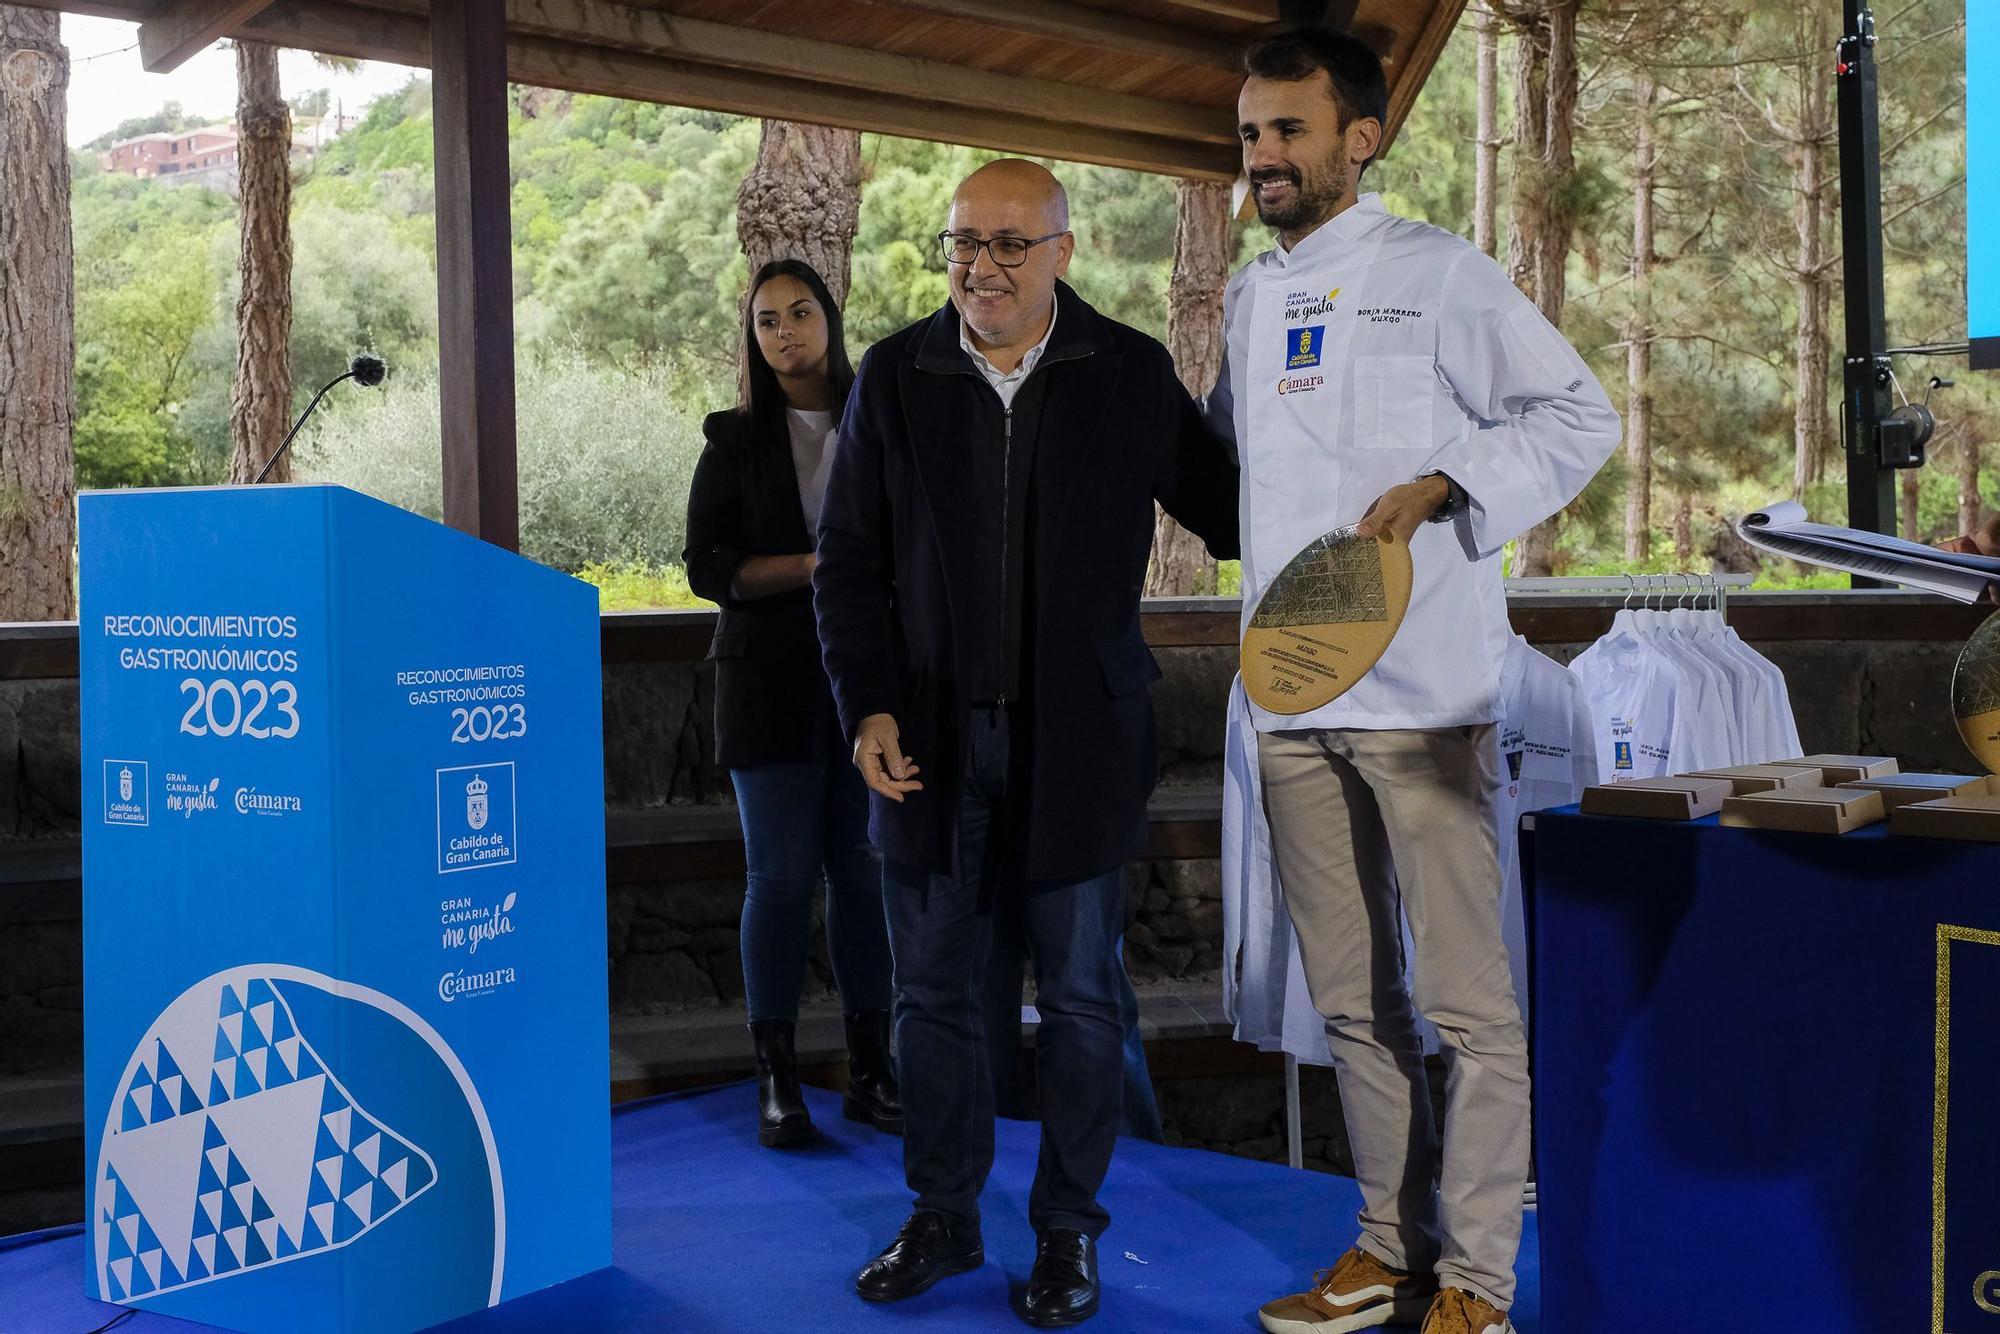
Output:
[465, 774, 489, 831]
[234, 786, 302, 816]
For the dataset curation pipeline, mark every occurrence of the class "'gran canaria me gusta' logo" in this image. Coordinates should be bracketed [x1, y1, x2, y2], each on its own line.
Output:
[1284, 286, 1341, 322]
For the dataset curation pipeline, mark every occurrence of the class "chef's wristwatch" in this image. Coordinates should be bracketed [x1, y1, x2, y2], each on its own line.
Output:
[1420, 470, 1468, 523]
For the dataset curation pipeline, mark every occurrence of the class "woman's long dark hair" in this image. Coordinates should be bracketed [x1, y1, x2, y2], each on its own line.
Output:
[741, 257, 856, 448]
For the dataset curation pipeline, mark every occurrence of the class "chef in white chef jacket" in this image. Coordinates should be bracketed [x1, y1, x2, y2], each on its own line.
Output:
[1217, 28, 1620, 1334]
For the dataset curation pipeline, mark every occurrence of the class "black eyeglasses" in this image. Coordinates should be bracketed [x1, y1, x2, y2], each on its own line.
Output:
[937, 231, 1068, 267]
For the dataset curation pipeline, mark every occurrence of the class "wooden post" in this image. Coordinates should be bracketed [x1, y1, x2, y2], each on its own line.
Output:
[0, 4, 76, 620]
[431, 0, 518, 551]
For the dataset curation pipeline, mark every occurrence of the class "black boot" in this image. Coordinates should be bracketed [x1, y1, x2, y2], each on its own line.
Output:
[843, 1009, 904, 1135]
[750, 1019, 814, 1148]
[1021, 1229, 1098, 1327]
[855, 1210, 984, 1302]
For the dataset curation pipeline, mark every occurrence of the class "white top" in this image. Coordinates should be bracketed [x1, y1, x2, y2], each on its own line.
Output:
[1567, 612, 1692, 780]
[1206, 193, 1623, 731]
[959, 294, 1058, 409]
[786, 407, 837, 529]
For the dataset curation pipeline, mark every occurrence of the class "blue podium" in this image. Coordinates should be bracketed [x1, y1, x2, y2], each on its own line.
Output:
[77, 485, 610, 1333]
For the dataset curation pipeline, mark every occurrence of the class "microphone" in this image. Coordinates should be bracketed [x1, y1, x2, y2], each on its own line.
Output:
[252, 354, 389, 484]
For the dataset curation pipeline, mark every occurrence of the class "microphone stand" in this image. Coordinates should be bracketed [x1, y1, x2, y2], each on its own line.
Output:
[251, 356, 386, 484]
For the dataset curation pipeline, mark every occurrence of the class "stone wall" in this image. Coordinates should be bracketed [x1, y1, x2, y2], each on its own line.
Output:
[5, 596, 1989, 1051]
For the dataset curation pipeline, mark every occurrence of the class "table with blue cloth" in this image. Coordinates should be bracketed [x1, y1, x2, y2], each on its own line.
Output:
[1528, 808, 2000, 1334]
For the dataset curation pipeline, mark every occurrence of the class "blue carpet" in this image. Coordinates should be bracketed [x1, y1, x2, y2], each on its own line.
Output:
[2, 1083, 1540, 1333]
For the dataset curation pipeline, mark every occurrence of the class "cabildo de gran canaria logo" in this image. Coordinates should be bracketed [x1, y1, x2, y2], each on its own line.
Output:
[1286, 326, 1324, 370]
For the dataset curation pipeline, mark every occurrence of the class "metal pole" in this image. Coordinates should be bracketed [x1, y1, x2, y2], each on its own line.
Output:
[1284, 1054, 1304, 1170]
[1838, 0, 1896, 550]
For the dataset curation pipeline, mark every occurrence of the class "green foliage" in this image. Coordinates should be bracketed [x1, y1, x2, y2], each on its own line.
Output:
[578, 562, 711, 610]
[72, 6, 1994, 592]
[293, 352, 706, 575]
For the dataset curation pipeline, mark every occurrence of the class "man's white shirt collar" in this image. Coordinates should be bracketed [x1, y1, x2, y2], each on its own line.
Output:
[960, 293, 1058, 395]
[1270, 192, 1387, 268]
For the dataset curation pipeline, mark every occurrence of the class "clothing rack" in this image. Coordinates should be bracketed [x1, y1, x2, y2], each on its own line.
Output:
[1502, 572, 1757, 621]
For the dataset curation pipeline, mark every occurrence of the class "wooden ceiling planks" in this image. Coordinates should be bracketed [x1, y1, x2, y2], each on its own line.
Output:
[31, 0, 1468, 177]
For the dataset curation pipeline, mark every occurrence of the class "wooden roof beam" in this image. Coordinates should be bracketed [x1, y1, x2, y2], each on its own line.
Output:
[236, 1, 1243, 180]
[1379, 0, 1464, 152]
[139, 0, 277, 72]
[495, 0, 1234, 147]
[862, 0, 1245, 72]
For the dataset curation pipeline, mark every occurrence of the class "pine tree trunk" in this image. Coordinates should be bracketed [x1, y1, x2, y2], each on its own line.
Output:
[1501, 0, 1579, 576]
[1474, 3, 1501, 258]
[1790, 8, 1834, 497]
[0, 6, 75, 619]
[1958, 428, 1982, 538]
[1623, 76, 1655, 565]
[228, 41, 293, 483]
[1145, 179, 1230, 598]
[735, 120, 863, 308]
[1672, 492, 1694, 566]
[1900, 464, 1921, 542]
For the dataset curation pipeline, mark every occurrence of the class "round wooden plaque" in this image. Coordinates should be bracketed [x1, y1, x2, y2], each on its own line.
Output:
[1241, 526, 1413, 715]
[1952, 608, 2000, 773]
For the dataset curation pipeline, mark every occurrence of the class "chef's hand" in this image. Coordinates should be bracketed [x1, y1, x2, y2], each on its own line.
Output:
[1356, 475, 1451, 545]
[853, 713, 923, 802]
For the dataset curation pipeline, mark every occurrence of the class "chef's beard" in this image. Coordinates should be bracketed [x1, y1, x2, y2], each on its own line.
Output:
[1254, 153, 1351, 235]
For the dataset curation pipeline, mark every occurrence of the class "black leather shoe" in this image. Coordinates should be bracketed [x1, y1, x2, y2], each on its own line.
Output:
[854, 1210, 984, 1302]
[843, 1009, 905, 1135]
[749, 1020, 814, 1148]
[1022, 1228, 1098, 1327]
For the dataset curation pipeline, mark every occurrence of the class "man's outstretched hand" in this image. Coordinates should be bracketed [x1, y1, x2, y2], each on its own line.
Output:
[1937, 514, 2000, 603]
[1938, 514, 2000, 559]
[853, 713, 923, 803]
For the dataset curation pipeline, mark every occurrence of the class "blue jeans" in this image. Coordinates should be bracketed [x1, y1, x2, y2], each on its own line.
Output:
[731, 711, 893, 1024]
[883, 705, 1127, 1237]
[984, 907, 1166, 1143]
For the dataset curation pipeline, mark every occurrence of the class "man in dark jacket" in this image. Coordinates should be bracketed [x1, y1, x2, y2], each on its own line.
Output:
[814, 159, 1238, 1328]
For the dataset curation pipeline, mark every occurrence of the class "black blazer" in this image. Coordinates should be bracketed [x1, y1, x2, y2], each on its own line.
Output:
[684, 407, 833, 768]
[813, 283, 1240, 881]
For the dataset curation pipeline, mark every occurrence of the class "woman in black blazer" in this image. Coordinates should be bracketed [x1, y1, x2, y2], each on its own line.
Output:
[683, 258, 900, 1148]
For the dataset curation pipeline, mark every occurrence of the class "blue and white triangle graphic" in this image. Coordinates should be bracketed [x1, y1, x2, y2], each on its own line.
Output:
[95, 971, 439, 1302]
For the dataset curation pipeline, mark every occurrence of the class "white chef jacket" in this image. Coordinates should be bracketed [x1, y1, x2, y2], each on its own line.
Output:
[1567, 611, 1691, 780]
[1224, 635, 1599, 1063]
[1206, 193, 1623, 732]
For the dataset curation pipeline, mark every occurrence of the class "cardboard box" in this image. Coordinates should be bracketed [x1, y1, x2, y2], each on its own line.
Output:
[1720, 786, 1886, 834]
[1580, 776, 1733, 821]
[1837, 773, 1990, 811]
[1688, 764, 1826, 795]
[1767, 754, 1900, 784]
[1891, 793, 2000, 842]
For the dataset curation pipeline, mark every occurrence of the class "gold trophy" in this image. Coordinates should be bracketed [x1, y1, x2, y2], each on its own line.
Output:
[1241, 525, 1412, 714]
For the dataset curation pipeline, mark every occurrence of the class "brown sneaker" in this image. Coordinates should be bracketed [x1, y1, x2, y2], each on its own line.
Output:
[1419, 1287, 1515, 1334]
[1257, 1247, 1438, 1333]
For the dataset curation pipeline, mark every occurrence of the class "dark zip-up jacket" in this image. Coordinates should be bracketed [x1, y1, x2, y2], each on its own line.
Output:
[813, 283, 1240, 881]
[683, 407, 833, 768]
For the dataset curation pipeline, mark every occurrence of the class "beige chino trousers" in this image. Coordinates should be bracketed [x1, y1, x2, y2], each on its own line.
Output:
[1257, 723, 1529, 1310]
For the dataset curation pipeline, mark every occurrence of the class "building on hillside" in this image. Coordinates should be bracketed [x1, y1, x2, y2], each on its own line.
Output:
[97, 110, 355, 194]
[99, 125, 237, 181]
